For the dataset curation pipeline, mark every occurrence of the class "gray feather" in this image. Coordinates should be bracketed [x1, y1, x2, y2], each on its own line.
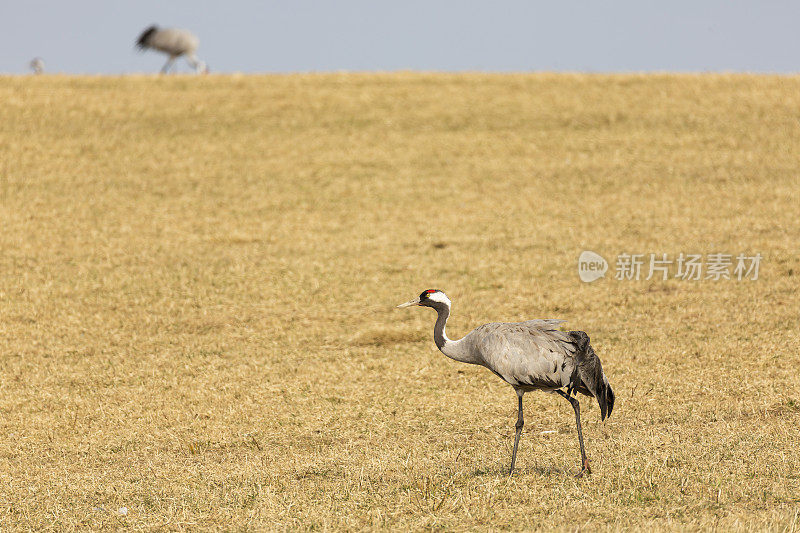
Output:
[459, 320, 578, 391]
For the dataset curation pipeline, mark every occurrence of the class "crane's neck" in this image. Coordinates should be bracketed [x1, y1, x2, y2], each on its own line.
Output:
[432, 304, 481, 365]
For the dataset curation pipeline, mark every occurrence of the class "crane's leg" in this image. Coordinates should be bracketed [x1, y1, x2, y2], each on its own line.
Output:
[161, 56, 176, 74]
[509, 391, 524, 474]
[556, 390, 591, 477]
[186, 53, 205, 73]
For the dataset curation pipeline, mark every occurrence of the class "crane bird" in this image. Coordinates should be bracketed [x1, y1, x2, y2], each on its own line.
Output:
[397, 289, 615, 475]
[30, 57, 44, 74]
[136, 25, 207, 74]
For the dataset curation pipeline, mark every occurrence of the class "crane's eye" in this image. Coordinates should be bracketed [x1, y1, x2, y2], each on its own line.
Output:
[420, 289, 439, 300]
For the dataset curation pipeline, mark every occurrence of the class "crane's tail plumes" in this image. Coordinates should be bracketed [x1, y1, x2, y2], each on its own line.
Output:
[602, 376, 615, 420]
[136, 25, 158, 50]
[569, 331, 614, 420]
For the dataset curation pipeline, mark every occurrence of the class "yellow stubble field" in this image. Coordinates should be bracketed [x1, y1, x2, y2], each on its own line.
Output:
[0, 73, 798, 530]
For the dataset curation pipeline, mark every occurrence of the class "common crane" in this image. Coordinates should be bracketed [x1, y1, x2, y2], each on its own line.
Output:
[136, 25, 207, 74]
[30, 58, 44, 74]
[397, 289, 615, 475]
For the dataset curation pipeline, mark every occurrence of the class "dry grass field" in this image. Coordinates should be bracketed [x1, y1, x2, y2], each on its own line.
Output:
[1, 73, 799, 531]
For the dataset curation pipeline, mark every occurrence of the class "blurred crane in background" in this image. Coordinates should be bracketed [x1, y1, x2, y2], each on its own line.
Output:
[136, 25, 207, 74]
[30, 57, 44, 74]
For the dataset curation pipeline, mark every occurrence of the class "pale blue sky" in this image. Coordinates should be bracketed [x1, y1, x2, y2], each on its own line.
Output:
[3, 1, 800, 74]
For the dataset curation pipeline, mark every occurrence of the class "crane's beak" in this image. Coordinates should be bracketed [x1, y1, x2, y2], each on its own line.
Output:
[396, 297, 420, 308]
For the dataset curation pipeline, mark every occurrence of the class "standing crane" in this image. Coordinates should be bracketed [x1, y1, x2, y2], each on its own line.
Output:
[397, 289, 615, 475]
[29, 58, 44, 74]
[136, 25, 207, 74]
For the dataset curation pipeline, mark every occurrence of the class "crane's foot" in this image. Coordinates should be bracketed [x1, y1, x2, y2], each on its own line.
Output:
[574, 458, 592, 478]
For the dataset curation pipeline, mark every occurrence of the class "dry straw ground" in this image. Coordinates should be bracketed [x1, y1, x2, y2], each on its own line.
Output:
[0, 74, 798, 531]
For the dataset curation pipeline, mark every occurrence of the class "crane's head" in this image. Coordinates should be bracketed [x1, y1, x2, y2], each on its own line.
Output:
[396, 289, 451, 310]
